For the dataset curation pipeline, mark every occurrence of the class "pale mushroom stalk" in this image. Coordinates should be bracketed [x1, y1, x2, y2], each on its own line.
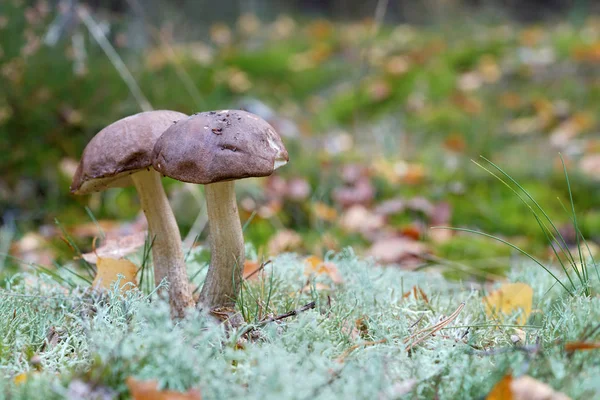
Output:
[70, 110, 194, 320]
[131, 168, 194, 316]
[198, 181, 245, 309]
[151, 109, 289, 312]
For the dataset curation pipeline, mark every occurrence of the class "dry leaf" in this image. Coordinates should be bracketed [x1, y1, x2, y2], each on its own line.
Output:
[82, 232, 147, 264]
[243, 260, 262, 280]
[127, 377, 202, 400]
[304, 255, 343, 284]
[444, 133, 467, 152]
[313, 202, 338, 222]
[564, 341, 600, 352]
[301, 282, 331, 293]
[578, 154, 600, 181]
[487, 374, 571, 400]
[13, 373, 27, 385]
[332, 179, 375, 208]
[483, 283, 533, 325]
[366, 79, 391, 101]
[368, 237, 429, 266]
[511, 376, 571, 400]
[486, 373, 513, 400]
[339, 205, 385, 235]
[92, 257, 138, 291]
[267, 229, 303, 256]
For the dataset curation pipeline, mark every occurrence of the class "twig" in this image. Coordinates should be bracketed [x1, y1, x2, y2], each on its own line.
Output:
[78, 7, 152, 112]
[403, 302, 465, 351]
[336, 302, 466, 362]
[336, 338, 388, 363]
[244, 260, 271, 280]
[240, 301, 316, 337]
[263, 300, 316, 324]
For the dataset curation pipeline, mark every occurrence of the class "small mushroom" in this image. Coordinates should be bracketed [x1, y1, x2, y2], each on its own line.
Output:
[70, 110, 194, 318]
[152, 110, 289, 311]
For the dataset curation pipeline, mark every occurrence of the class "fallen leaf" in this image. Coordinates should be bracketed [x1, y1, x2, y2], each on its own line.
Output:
[401, 224, 422, 240]
[564, 341, 600, 352]
[332, 179, 375, 208]
[478, 55, 501, 83]
[267, 229, 303, 256]
[511, 375, 571, 400]
[368, 237, 429, 266]
[127, 377, 202, 400]
[366, 79, 391, 101]
[92, 257, 138, 291]
[550, 112, 595, 147]
[13, 372, 27, 385]
[339, 205, 385, 235]
[209, 23, 232, 46]
[487, 374, 571, 400]
[483, 283, 533, 325]
[373, 198, 405, 216]
[243, 260, 261, 280]
[237, 13, 260, 35]
[81, 231, 147, 264]
[444, 133, 467, 152]
[486, 374, 513, 400]
[301, 282, 331, 293]
[286, 177, 311, 201]
[500, 92, 522, 109]
[304, 255, 343, 284]
[313, 202, 338, 222]
[578, 154, 600, 180]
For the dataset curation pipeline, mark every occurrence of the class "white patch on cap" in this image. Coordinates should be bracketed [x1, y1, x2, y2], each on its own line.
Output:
[274, 158, 288, 169]
[218, 110, 229, 114]
[266, 129, 287, 169]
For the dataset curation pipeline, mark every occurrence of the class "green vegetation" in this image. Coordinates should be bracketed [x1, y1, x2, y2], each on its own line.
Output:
[1, 251, 599, 399]
[1, 1, 600, 398]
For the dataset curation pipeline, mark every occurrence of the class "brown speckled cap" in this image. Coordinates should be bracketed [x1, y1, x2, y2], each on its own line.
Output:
[70, 110, 188, 195]
[152, 110, 289, 184]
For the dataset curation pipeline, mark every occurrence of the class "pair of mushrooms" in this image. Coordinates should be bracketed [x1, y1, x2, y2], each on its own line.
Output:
[70, 110, 289, 318]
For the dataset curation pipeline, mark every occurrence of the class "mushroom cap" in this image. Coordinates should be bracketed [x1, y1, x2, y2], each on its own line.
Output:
[71, 110, 188, 194]
[152, 110, 289, 184]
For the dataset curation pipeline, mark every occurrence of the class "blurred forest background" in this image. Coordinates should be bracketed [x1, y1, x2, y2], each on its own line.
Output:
[1, 0, 599, 281]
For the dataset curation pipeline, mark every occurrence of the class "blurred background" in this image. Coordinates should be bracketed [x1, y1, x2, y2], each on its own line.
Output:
[1, 0, 599, 281]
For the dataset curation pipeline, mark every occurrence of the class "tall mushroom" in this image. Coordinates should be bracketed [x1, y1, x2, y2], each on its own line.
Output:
[152, 110, 289, 311]
[70, 110, 194, 318]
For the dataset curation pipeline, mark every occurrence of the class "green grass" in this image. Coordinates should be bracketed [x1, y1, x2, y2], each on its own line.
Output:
[1, 249, 599, 399]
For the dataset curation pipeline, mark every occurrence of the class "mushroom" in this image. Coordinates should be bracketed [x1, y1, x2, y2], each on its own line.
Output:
[70, 110, 194, 318]
[152, 110, 289, 311]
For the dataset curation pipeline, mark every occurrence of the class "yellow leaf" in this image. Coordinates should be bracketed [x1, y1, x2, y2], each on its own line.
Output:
[13, 372, 27, 385]
[127, 377, 202, 400]
[313, 202, 338, 222]
[487, 374, 513, 400]
[487, 374, 571, 400]
[483, 283, 533, 325]
[304, 256, 343, 284]
[92, 257, 137, 291]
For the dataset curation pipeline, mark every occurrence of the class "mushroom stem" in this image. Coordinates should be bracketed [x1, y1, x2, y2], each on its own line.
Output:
[131, 169, 194, 318]
[199, 180, 245, 310]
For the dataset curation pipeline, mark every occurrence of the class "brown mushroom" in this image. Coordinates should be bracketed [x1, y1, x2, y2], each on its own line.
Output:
[152, 109, 289, 311]
[70, 110, 194, 318]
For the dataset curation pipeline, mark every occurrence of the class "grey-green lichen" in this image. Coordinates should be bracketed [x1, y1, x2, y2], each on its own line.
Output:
[1, 248, 599, 399]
